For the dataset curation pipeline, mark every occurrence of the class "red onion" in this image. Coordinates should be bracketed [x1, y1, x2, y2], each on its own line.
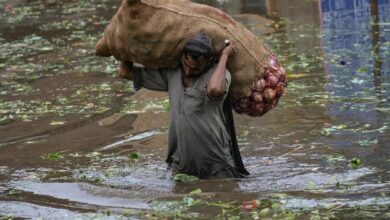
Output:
[271, 98, 279, 107]
[263, 88, 276, 101]
[251, 91, 263, 103]
[264, 103, 274, 111]
[269, 57, 279, 71]
[255, 79, 267, 92]
[239, 98, 250, 109]
[250, 103, 264, 115]
[267, 75, 279, 88]
[275, 82, 285, 95]
[275, 67, 286, 82]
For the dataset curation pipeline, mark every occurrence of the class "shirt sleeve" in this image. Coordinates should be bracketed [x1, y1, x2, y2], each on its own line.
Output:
[132, 64, 169, 91]
[207, 69, 232, 102]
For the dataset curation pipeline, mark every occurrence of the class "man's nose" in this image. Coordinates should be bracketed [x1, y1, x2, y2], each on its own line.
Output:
[187, 60, 198, 67]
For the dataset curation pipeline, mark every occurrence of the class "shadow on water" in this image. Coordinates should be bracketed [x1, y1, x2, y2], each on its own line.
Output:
[0, 0, 389, 219]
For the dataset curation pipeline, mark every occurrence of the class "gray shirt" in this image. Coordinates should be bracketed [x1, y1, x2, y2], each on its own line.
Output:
[133, 64, 236, 178]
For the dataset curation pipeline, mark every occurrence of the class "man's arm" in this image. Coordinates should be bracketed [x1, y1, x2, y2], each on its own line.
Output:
[118, 61, 169, 91]
[207, 44, 235, 97]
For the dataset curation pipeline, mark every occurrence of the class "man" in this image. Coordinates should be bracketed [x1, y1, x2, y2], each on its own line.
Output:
[119, 33, 249, 179]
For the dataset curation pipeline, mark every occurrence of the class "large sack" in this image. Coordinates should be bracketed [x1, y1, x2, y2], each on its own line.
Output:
[95, 0, 286, 117]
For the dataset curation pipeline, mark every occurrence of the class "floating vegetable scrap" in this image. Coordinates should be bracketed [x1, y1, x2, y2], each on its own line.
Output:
[173, 174, 199, 182]
[350, 158, 362, 168]
[128, 152, 139, 160]
[42, 152, 63, 161]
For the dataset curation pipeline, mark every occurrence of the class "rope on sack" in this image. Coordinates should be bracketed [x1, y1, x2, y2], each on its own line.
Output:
[139, 0, 268, 69]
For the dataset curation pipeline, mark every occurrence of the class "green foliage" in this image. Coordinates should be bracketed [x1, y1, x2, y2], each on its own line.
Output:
[42, 152, 63, 161]
[162, 99, 170, 112]
[173, 173, 199, 182]
[189, 188, 203, 195]
[357, 67, 369, 73]
[327, 154, 346, 164]
[350, 158, 362, 168]
[128, 152, 139, 160]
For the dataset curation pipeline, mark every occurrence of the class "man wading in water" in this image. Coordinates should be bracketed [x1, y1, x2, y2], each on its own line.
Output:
[119, 33, 249, 179]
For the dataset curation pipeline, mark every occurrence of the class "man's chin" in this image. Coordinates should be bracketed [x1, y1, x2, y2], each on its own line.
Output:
[184, 73, 194, 78]
[189, 72, 203, 78]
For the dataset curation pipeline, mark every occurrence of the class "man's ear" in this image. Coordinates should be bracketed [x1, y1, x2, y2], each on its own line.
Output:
[207, 57, 214, 66]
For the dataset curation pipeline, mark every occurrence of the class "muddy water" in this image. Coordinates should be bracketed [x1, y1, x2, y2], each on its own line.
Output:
[1, 0, 390, 219]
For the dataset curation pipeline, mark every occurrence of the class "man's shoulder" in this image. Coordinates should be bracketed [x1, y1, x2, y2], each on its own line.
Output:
[207, 63, 231, 73]
[162, 67, 181, 80]
[206, 64, 231, 78]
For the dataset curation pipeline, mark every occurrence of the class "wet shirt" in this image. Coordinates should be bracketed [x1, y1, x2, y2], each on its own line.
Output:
[133, 64, 236, 178]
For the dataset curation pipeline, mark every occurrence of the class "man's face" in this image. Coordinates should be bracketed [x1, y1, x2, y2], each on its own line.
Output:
[181, 53, 209, 78]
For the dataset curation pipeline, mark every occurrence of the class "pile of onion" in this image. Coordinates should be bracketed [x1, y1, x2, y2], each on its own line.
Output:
[233, 55, 287, 117]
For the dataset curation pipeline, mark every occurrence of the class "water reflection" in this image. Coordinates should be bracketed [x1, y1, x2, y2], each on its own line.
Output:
[201, 0, 390, 206]
[320, 0, 389, 168]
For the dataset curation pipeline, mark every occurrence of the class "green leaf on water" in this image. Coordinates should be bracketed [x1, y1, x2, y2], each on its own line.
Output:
[382, 212, 390, 218]
[128, 152, 139, 160]
[189, 188, 202, 195]
[358, 139, 378, 147]
[0, 215, 14, 220]
[173, 173, 199, 182]
[320, 124, 347, 136]
[6, 189, 19, 195]
[184, 197, 194, 206]
[86, 152, 101, 158]
[259, 208, 271, 217]
[38, 46, 54, 52]
[162, 99, 170, 112]
[327, 154, 346, 164]
[357, 67, 369, 73]
[208, 200, 237, 209]
[350, 158, 362, 168]
[43, 152, 63, 161]
[271, 202, 282, 210]
[50, 121, 66, 126]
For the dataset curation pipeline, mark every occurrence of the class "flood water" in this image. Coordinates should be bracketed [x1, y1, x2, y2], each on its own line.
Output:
[0, 0, 389, 219]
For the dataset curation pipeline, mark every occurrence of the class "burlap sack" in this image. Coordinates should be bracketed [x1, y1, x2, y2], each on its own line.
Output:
[96, 0, 286, 116]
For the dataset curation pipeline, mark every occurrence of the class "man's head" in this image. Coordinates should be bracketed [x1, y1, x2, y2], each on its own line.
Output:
[182, 33, 214, 78]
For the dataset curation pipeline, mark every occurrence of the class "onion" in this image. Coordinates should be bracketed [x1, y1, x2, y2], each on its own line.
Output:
[271, 98, 279, 107]
[250, 82, 256, 91]
[251, 91, 263, 103]
[265, 69, 273, 78]
[250, 103, 264, 115]
[239, 98, 250, 109]
[275, 82, 285, 95]
[255, 79, 267, 92]
[263, 88, 276, 101]
[267, 75, 279, 88]
[246, 89, 253, 97]
[275, 67, 286, 82]
[269, 57, 279, 71]
[264, 103, 274, 111]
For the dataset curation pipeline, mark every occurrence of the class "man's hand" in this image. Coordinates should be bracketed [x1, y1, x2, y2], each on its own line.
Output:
[221, 43, 236, 59]
[119, 61, 134, 80]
